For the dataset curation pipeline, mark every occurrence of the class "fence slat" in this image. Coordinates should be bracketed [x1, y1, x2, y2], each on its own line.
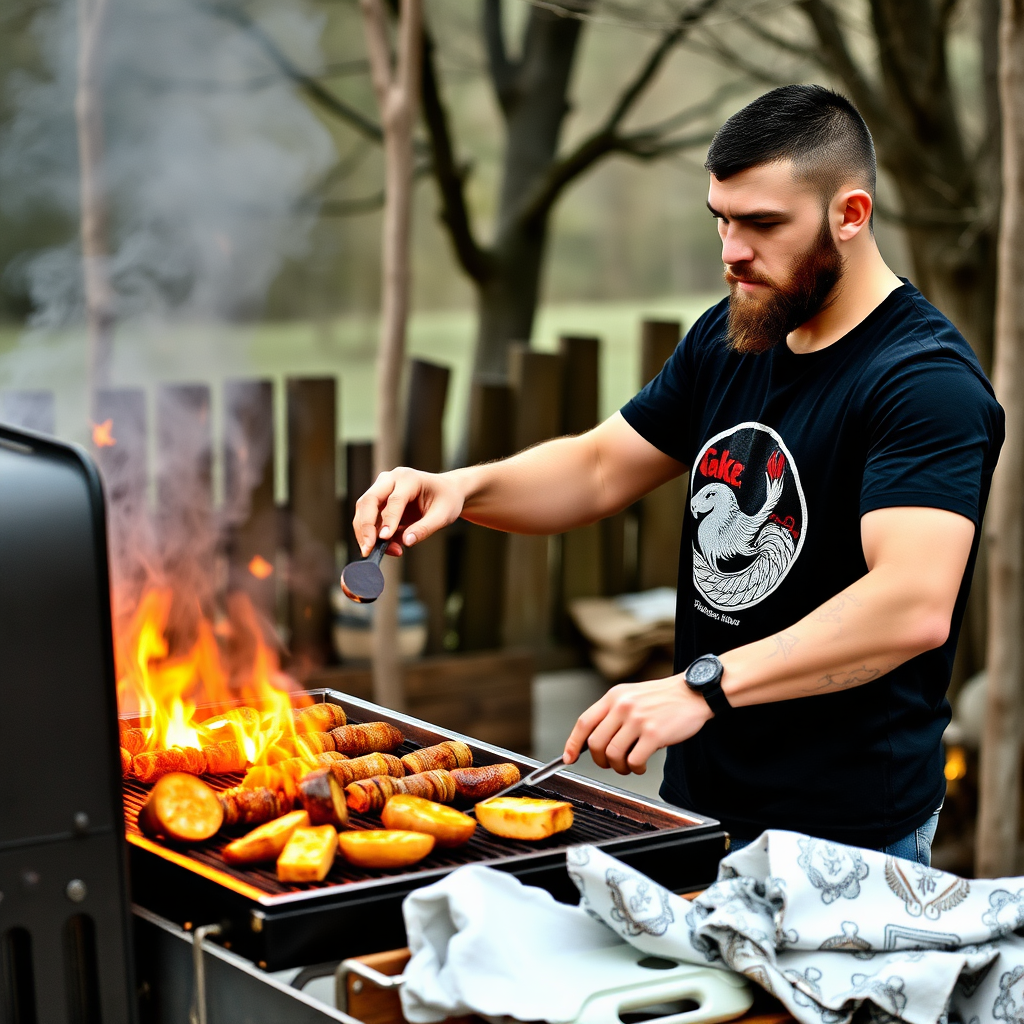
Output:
[287, 377, 338, 670]
[94, 387, 148, 611]
[637, 321, 687, 592]
[558, 336, 602, 632]
[503, 344, 564, 649]
[343, 441, 375, 564]
[403, 359, 451, 654]
[224, 380, 276, 620]
[460, 381, 513, 651]
[1, 390, 55, 435]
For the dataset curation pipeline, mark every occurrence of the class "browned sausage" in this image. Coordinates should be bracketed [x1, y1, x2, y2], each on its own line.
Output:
[401, 741, 473, 775]
[202, 740, 249, 775]
[345, 770, 455, 814]
[133, 747, 208, 784]
[293, 704, 347, 733]
[326, 752, 404, 787]
[451, 763, 521, 801]
[119, 726, 147, 755]
[329, 722, 404, 756]
[121, 747, 134, 777]
[218, 785, 288, 828]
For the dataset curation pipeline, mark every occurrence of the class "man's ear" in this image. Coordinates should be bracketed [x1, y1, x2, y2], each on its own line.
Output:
[835, 189, 873, 240]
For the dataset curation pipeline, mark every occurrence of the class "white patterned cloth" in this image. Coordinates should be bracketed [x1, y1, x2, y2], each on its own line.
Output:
[568, 830, 1024, 1024]
[400, 830, 1024, 1024]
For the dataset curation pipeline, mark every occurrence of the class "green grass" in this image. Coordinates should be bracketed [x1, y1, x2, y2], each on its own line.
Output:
[0, 292, 722, 494]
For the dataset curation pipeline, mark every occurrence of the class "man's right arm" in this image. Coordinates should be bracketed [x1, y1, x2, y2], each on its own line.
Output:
[353, 411, 687, 556]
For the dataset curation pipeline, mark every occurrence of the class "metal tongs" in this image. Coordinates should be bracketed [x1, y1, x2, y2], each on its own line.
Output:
[466, 754, 568, 816]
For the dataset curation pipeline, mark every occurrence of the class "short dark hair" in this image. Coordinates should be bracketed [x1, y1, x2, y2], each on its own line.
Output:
[705, 85, 876, 203]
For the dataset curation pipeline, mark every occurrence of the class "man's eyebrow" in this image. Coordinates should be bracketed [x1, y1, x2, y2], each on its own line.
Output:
[706, 201, 789, 221]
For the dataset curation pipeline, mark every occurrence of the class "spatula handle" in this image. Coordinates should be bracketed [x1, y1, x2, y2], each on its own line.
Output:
[367, 536, 390, 565]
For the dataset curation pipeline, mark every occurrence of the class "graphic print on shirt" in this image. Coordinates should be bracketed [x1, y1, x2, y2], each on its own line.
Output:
[690, 422, 807, 612]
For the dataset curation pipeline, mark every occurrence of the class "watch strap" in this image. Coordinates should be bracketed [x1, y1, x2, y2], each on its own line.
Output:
[700, 676, 732, 716]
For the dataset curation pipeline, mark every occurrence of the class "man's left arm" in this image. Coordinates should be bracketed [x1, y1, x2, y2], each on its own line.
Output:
[563, 505, 974, 775]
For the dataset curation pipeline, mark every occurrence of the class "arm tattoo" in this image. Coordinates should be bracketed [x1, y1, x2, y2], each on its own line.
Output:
[768, 631, 799, 661]
[813, 592, 863, 625]
[807, 665, 881, 694]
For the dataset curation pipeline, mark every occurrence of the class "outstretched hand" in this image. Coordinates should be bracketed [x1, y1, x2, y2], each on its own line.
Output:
[562, 674, 713, 775]
[353, 467, 467, 557]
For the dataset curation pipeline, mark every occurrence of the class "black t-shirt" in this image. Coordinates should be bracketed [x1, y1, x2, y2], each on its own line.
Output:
[620, 281, 1004, 847]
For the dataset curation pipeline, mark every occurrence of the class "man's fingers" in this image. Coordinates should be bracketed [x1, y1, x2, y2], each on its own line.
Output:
[563, 694, 613, 763]
[400, 500, 455, 548]
[626, 735, 661, 775]
[378, 479, 419, 541]
[602, 721, 642, 775]
[353, 474, 398, 555]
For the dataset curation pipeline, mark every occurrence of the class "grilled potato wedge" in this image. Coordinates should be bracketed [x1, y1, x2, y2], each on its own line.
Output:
[381, 794, 476, 848]
[223, 810, 310, 865]
[336, 829, 435, 869]
[474, 797, 573, 840]
[276, 825, 338, 882]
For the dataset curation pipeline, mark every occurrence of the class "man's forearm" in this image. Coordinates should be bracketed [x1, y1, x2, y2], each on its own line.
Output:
[451, 415, 684, 535]
[720, 567, 952, 707]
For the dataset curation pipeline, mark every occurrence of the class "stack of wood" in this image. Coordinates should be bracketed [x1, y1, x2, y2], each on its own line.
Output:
[569, 587, 676, 679]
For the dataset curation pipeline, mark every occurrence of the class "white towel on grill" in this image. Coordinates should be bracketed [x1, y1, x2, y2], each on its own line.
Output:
[402, 831, 1024, 1024]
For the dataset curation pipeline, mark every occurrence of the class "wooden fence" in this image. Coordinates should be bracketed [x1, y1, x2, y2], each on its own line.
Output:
[0, 318, 687, 673]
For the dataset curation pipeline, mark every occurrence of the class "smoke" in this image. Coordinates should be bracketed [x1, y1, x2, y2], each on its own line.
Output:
[0, 0, 338, 650]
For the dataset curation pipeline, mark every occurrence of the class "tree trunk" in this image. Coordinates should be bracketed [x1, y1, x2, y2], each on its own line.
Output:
[977, 0, 1024, 879]
[473, 4, 585, 380]
[361, 0, 422, 712]
[75, 0, 115, 406]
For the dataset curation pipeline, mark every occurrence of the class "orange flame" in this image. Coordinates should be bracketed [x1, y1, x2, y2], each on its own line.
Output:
[248, 555, 274, 580]
[116, 586, 309, 767]
[92, 420, 117, 448]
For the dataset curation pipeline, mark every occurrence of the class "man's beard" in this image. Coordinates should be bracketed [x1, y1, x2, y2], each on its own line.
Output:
[725, 216, 844, 355]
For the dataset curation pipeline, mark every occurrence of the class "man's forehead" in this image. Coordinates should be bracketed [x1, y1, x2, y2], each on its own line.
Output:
[707, 161, 816, 217]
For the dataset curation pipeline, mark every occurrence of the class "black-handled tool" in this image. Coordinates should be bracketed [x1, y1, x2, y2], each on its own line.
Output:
[339, 536, 393, 603]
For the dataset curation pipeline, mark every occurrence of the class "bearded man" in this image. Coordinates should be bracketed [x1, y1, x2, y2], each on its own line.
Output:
[353, 85, 1004, 864]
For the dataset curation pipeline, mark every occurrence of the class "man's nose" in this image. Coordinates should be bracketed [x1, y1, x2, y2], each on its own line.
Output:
[720, 225, 754, 266]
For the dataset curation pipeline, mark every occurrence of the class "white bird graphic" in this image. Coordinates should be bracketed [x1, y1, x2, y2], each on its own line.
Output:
[691, 448, 796, 609]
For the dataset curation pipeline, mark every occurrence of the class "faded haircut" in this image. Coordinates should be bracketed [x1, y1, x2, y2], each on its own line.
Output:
[705, 85, 876, 207]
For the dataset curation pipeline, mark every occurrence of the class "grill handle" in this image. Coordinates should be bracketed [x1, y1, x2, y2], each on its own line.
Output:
[189, 924, 223, 1024]
[335, 959, 406, 1018]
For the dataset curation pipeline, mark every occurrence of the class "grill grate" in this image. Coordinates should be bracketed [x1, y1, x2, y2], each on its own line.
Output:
[122, 733, 656, 898]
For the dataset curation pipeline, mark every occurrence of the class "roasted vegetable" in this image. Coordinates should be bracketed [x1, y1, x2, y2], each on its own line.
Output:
[119, 726, 147, 755]
[400, 740, 473, 775]
[475, 797, 573, 840]
[133, 746, 207, 784]
[326, 752, 404, 787]
[298, 768, 349, 828]
[277, 825, 338, 882]
[223, 810, 310, 865]
[202, 740, 249, 775]
[451, 763, 520, 802]
[336, 829, 435, 869]
[345, 770, 455, 814]
[329, 722, 404, 757]
[218, 785, 288, 828]
[242, 764, 299, 806]
[293, 703, 346, 733]
[381, 794, 476, 848]
[137, 773, 223, 842]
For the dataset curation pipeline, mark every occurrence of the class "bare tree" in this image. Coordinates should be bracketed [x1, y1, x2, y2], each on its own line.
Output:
[361, 0, 423, 711]
[977, 0, 1024, 879]
[75, 0, 115, 402]
[215, 0, 732, 381]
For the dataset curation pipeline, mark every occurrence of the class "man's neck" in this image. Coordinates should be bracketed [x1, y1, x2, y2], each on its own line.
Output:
[786, 248, 903, 355]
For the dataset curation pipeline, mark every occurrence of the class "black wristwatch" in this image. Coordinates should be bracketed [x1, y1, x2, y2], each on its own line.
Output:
[684, 654, 732, 716]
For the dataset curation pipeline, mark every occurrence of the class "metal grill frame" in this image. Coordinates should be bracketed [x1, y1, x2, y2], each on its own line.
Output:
[125, 689, 728, 970]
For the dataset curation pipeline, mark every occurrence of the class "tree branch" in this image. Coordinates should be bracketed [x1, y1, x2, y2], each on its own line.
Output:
[604, 0, 723, 133]
[735, 13, 827, 67]
[483, 0, 518, 116]
[684, 31, 796, 89]
[517, 79, 740, 227]
[797, 0, 889, 131]
[361, 0, 394, 108]
[419, 19, 492, 282]
[202, 1, 384, 143]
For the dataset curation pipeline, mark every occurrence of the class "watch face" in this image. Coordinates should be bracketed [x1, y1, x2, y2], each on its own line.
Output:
[687, 657, 719, 688]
